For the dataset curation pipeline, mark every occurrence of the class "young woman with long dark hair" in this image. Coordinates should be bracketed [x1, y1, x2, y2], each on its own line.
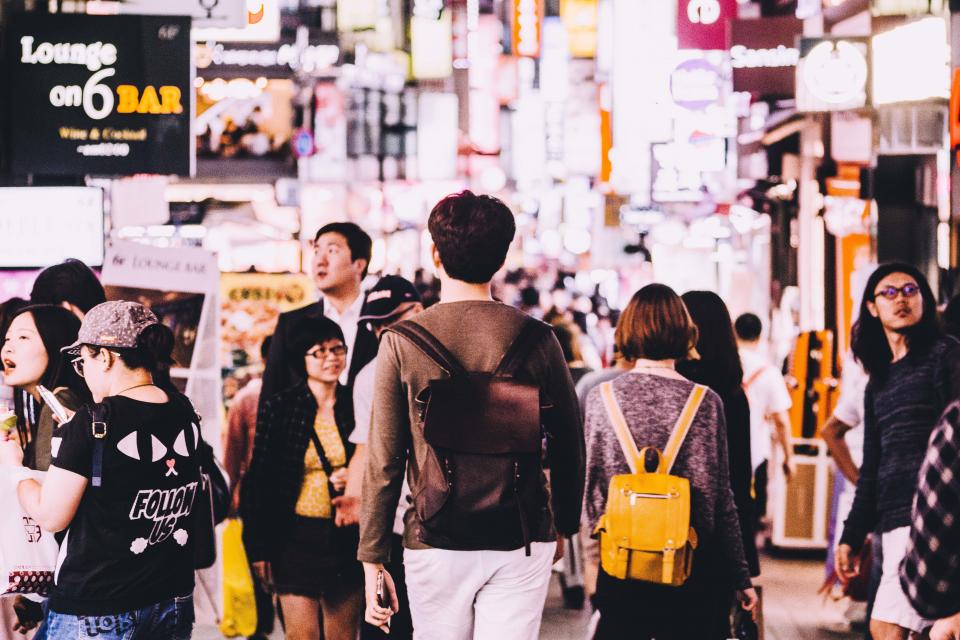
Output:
[836, 263, 960, 639]
[1, 305, 90, 470]
[242, 316, 360, 640]
[677, 292, 759, 596]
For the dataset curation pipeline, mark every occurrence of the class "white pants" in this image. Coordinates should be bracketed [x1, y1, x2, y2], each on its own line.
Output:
[872, 526, 933, 632]
[403, 542, 556, 640]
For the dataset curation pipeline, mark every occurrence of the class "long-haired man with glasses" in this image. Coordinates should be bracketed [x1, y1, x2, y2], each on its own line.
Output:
[836, 263, 960, 639]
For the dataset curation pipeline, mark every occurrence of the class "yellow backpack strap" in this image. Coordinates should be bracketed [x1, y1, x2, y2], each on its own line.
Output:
[661, 384, 708, 474]
[599, 382, 643, 474]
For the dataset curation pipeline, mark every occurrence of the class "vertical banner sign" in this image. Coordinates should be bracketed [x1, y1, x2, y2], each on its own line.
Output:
[677, 0, 737, 50]
[7, 14, 193, 176]
[513, 0, 543, 58]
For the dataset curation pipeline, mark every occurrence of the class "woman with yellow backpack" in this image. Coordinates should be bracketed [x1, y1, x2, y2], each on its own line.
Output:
[582, 284, 758, 639]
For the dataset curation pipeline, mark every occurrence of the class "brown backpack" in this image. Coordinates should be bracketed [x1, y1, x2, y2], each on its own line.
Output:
[388, 318, 550, 554]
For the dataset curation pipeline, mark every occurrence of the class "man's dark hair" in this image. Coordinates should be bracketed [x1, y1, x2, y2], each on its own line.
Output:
[30, 259, 106, 314]
[314, 222, 373, 278]
[734, 313, 763, 342]
[427, 191, 516, 284]
[851, 262, 940, 382]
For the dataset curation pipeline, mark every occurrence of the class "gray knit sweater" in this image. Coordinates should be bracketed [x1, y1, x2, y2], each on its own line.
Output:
[583, 372, 752, 590]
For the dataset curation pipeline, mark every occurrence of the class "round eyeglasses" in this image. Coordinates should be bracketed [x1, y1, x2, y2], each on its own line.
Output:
[306, 344, 348, 359]
[873, 283, 920, 301]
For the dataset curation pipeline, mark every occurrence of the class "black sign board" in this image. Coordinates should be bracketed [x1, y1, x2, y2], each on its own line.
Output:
[7, 14, 193, 176]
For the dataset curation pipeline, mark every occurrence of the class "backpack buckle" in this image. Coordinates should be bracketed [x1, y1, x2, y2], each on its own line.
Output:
[91, 422, 107, 439]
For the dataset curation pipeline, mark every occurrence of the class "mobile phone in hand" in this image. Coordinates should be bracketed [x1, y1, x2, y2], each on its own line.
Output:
[37, 385, 70, 423]
[376, 570, 391, 629]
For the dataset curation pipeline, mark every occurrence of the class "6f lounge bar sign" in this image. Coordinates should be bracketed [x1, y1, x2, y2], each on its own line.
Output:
[6, 14, 192, 176]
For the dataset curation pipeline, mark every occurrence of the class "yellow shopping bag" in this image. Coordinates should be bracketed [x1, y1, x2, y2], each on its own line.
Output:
[219, 519, 258, 638]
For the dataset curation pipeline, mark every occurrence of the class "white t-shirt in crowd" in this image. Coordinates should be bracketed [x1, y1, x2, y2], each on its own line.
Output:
[351, 360, 409, 536]
[741, 348, 793, 471]
[323, 292, 365, 385]
[831, 356, 867, 469]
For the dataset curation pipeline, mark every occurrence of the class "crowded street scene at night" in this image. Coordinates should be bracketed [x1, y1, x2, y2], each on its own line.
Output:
[1, 0, 960, 638]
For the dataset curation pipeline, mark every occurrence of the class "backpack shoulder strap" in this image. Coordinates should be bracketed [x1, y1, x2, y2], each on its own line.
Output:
[661, 384, 708, 474]
[387, 321, 467, 376]
[89, 402, 110, 488]
[743, 367, 767, 390]
[599, 382, 643, 474]
[494, 318, 550, 377]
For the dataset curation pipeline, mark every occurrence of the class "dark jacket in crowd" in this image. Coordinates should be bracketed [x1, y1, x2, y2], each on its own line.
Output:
[241, 383, 355, 562]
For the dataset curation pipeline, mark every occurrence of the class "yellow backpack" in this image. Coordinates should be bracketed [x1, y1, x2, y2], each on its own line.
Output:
[593, 382, 707, 586]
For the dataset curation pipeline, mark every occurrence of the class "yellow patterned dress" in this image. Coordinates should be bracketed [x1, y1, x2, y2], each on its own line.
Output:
[295, 415, 347, 519]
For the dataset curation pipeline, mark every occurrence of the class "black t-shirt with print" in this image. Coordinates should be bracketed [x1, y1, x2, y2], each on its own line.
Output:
[49, 395, 202, 615]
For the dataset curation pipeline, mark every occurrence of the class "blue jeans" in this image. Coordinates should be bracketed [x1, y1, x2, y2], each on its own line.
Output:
[37, 594, 194, 639]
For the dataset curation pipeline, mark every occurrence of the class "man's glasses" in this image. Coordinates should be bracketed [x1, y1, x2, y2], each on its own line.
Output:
[71, 356, 85, 378]
[306, 345, 348, 359]
[873, 283, 920, 301]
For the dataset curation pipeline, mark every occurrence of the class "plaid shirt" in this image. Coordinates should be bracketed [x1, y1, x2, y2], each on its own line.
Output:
[240, 383, 354, 562]
[900, 400, 960, 619]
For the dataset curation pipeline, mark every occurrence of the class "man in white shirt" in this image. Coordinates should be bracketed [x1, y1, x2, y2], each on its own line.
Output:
[334, 275, 423, 640]
[735, 313, 794, 529]
[260, 222, 379, 399]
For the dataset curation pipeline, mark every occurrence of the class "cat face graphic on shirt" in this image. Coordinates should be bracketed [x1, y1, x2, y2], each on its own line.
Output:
[115, 422, 201, 554]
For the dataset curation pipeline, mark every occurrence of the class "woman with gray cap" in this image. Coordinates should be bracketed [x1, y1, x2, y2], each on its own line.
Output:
[0, 301, 202, 639]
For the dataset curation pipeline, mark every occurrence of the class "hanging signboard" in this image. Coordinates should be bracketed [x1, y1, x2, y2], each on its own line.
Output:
[118, 0, 246, 29]
[797, 37, 870, 112]
[677, 0, 738, 50]
[513, 0, 543, 58]
[6, 14, 192, 176]
[0, 187, 104, 268]
[729, 17, 803, 97]
[193, 0, 281, 42]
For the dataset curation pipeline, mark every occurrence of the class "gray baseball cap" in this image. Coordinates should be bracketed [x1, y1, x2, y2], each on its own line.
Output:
[62, 301, 159, 355]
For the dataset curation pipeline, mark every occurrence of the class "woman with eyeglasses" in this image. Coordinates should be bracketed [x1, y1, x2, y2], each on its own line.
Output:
[241, 316, 361, 640]
[1, 305, 90, 471]
[0, 301, 202, 639]
[836, 263, 960, 639]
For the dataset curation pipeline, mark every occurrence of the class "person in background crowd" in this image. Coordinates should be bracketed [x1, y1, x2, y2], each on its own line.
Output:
[335, 275, 423, 640]
[29, 258, 106, 321]
[261, 222, 378, 398]
[2, 305, 90, 470]
[360, 191, 584, 639]
[583, 284, 757, 639]
[677, 292, 760, 603]
[734, 312, 795, 533]
[900, 401, 960, 640]
[0, 302, 201, 639]
[552, 321, 594, 386]
[242, 317, 361, 640]
[836, 263, 960, 639]
[223, 335, 274, 640]
[821, 355, 872, 630]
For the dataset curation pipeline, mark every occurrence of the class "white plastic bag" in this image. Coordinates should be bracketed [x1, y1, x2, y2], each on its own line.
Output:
[0, 467, 59, 596]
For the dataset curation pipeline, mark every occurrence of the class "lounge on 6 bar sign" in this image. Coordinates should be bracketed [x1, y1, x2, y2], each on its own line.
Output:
[6, 14, 193, 176]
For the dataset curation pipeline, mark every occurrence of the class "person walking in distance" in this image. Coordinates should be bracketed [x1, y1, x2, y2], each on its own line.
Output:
[359, 191, 585, 640]
[836, 263, 960, 639]
[734, 312, 795, 533]
[261, 222, 378, 398]
[584, 285, 757, 639]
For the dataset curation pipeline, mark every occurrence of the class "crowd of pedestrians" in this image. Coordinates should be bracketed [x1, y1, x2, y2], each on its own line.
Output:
[1, 192, 960, 640]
